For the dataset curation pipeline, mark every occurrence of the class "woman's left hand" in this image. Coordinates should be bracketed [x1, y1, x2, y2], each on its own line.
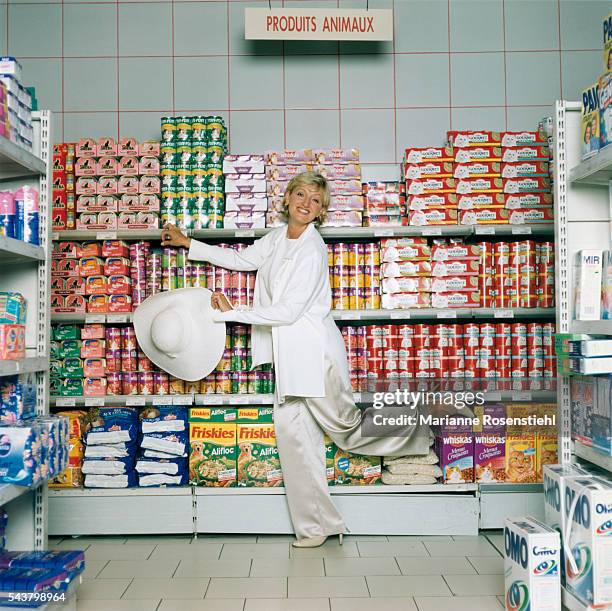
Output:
[211, 291, 234, 312]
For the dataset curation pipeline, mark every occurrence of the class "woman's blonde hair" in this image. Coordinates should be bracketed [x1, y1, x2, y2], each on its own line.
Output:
[281, 171, 330, 226]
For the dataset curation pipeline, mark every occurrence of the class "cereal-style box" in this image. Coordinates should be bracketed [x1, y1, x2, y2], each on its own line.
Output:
[324, 434, 336, 486]
[189, 408, 237, 487]
[436, 432, 474, 483]
[604, 13, 612, 70]
[599, 71, 612, 149]
[334, 449, 381, 485]
[236, 408, 283, 487]
[536, 435, 558, 481]
[505, 434, 537, 483]
[581, 82, 600, 160]
[504, 516, 561, 611]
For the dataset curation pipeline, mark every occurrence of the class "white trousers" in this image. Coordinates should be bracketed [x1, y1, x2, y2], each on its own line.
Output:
[274, 357, 429, 538]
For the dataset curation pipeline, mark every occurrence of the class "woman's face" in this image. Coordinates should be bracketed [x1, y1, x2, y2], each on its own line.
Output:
[586, 123, 592, 141]
[287, 184, 323, 225]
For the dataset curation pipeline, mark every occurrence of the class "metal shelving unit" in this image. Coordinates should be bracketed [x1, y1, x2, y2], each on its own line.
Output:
[569, 319, 612, 334]
[574, 440, 612, 472]
[0, 112, 52, 551]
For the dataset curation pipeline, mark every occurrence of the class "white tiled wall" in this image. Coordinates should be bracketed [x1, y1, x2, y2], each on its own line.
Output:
[1, 0, 608, 168]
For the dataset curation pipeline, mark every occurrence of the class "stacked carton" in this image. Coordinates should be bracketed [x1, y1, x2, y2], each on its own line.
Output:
[49, 411, 87, 488]
[0, 57, 33, 150]
[224, 155, 267, 228]
[363, 181, 405, 227]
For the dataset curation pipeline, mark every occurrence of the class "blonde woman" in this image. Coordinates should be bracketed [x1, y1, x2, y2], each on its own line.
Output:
[162, 172, 427, 547]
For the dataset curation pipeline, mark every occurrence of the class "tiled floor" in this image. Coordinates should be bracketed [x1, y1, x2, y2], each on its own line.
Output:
[53, 532, 506, 611]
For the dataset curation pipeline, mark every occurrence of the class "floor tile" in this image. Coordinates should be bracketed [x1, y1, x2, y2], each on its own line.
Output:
[76, 601, 160, 611]
[251, 557, 325, 577]
[76, 579, 132, 600]
[82, 560, 108, 579]
[289, 576, 368, 598]
[386, 536, 453, 542]
[331, 598, 418, 611]
[122, 578, 210, 600]
[48, 536, 63, 545]
[158, 600, 245, 611]
[97, 559, 180, 579]
[497, 595, 504, 607]
[149, 544, 223, 562]
[485, 533, 504, 555]
[443, 574, 504, 596]
[124, 535, 193, 545]
[324, 557, 400, 576]
[451, 535, 489, 541]
[220, 543, 290, 560]
[51, 539, 92, 551]
[423, 540, 500, 557]
[366, 575, 451, 597]
[356, 542, 428, 558]
[206, 577, 287, 599]
[414, 596, 504, 611]
[344, 535, 390, 542]
[468, 556, 505, 575]
[197, 535, 258, 544]
[245, 599, 330, 611]
[174, 558, 252, 578]
[256, 534, 296, 543]
[85, 544, 155, 561]
[396, 557, 476, 576]
[290, 541, 359, 558]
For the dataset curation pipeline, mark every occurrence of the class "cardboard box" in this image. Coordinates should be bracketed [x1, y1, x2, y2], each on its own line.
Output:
[599, 71, 612, 149]
[505, 434, 537, 483]
[404, 162, 454, 179]
[404, 146, 453, 163]
[0, 324, 25, 359]
[448, 131, 502, 147]
[454, 161, 501, 178]
[474, 433, 505, 483]
[574, 250, 603, 321]
[334, 449, 381, 485]
[581, 82, 601, 160]
[454, 146, 502, 163]
[408, 208, 458, 226]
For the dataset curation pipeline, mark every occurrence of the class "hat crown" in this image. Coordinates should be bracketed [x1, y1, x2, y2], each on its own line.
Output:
[151, 307, 188, 357]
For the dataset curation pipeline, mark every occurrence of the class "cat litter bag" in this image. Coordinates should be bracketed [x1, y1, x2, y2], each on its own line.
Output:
[0, 374, 36, 424]
[84, 441, 137, 459]
[141, 448, 187, 459]
[138, 472, 188, 487]
[139, 406, 187, 434]
[81, 455, 135, 475]
[84, 408, 139, 445]
[84, 472, 137, 488]
[140, 430, 188, 456]
[0, 551, 85, 581]
[0, 567, 70, 600]
[0, 422, 43, 486]
[135, 457, 188, 476]
[37, 416, 69, 479]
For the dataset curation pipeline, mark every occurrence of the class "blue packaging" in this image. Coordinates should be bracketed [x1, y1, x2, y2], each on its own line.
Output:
[0, 292, 27, 325]
[0, 567, 70, 597]
[38, 416, 69, 478]
[0, 191, 16, 239]
[140, 430, 188, 457]
[85, 408, 139, 445]
[81, 455, 135, 475]
[0, 374, 37, 424]
[0, 422, 42, 486]
[84, 471, 137, 488]
[0, 551, 84, 582]
[135, 457, 187, 476]
[14, 186, 39, 245]
[139, 406, 187, 434]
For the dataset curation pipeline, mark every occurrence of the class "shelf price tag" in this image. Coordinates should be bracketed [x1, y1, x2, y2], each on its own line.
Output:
[85, 314, 105, 324]
[55, 397, 76, 407]
[422, 228, 442, 236]
[390, 312, 408, 319]
[235, 230, 255, 238]
[513, 391, 532, 401]
[85, 397, 105, 407]
[373, 229, 394, 237]
[126, 396, 146, 406]
[486, 392, 502, 402]
[206, 395, 223, 405]
[436, 310, 457, 319]
[106, 314, 129, 324]
[475, 226, 495, 235]
[51, 232, 60, 241]
[511, 226, 532, 235]
[154, 395, 173, 405]
[172, 395, 193, 405]
[341, 313, 358, 320]
[96, 231, 117, 240]
[494, 310, 514, 319]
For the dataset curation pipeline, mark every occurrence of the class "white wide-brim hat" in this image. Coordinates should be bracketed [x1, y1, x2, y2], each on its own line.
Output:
[133, 288, 226, 381]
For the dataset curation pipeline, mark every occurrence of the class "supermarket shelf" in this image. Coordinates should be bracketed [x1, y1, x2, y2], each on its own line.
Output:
[0, 236, 45, 263]
[568, 143, 612, 185]
[194, 484, 478, 495]
[574, 440, 612, 473]
[51, 224, 554, 242]
[0, 356, 48, 377]
[0, 137, 46, 179]
[0, 484, 36, 506]
[569, 320, 612, 335]
[49, 487, 192, 497]
[479, 483, 543, 493]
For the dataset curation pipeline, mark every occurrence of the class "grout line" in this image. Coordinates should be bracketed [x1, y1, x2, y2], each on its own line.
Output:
[322, 557, 327, 577]
[119, 577, 134, 600]
[248, 557, 253, 577]
[557, 0, 563, 99]
[95, 559, 110, 578]
[447, 0, 452, 131]
[154, 599, 163, 611]
[146, 545, 156, 560]
[203, 575, 212, 598]
[440, 573, 453, 596]
[364, 574, 371, 597]
[501, 0, 508, 130]
[171, 559, 181, 578]
[466, 556, 480, 574]
[393, 556, 402, 575]
[5, 1, 8, 55]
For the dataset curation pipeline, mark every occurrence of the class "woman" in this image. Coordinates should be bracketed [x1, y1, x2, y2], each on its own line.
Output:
[162, 171, 428, 547]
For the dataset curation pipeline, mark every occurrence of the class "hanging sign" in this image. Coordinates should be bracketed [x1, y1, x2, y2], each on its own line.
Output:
[245, 8, 393, 41]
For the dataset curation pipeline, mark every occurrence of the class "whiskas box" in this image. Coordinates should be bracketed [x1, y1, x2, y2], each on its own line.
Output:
[542, 463, 590, 586]
[236, 408, 283, 487]
[504, 516, 561, 611]
[334, 449, 381, 485]
[599, 71, 612, 149]
[564, 476, 612, 606]
[189, 408, 237, 487]
[436, 432, 474, 483]
[505, 435, 537, 483]
[474, 432, 506, 483]
[581, 82, 601, 160]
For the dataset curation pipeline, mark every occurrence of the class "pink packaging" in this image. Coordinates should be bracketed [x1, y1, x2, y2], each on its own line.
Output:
[117, 211, 158, 230]
[265, 164, 312, 181]
[96, 136, 117, 157]
[102, 240, 129, 258]
[139, 176, 160, 194]
[381, 292, 431, 309]
[139, 156, 160, 176]
[74, 157, 97, 177]
[81, 324, 105, 339]
[81, 339, 106, 358]
[436, 432, 474, 483]
[76, 196, 102, 213]
[225, 174, 266, 194]
[381, 277, 432, 293]
[431, 260, 480, 277]
[320, 210, 362, 227]
[97, 157, 118, 176]
[140, 141, 160, 156]
[97, 176, 118, 195]
[265, 149, 315, 164]
[83, 358, 106, 378]
[430, 276, 479, 293]
[223, 155, 265, 174]
[117, 156, 139, 176]
[97, 195, 119, 211]
[315, 163, 361, 180]
[430, 291, 481, 308]
[117, 176, 139, 194]
[104, 257, 130, 276]
[226, 193, 268, 212]
[65, 277, 85, 295]
[327, 194, 365, 211]
[118, 195, 139, 212]
[223, 212, 266, 229]
[76, 138, 96, 158]
[474, 433, 506, 483]
[314, 148, 359, 164]
[76, 212, 118, 231]
[137, 194, 160, 212]
[432, 243, 481, 261]
[76, 177, 97, 195]
[108, 275, 132, 295]
[408, 209, 458, 226]
[83, 377, 107, 397]
[65, 295, 86, 312]
[118, 137, 138, 156]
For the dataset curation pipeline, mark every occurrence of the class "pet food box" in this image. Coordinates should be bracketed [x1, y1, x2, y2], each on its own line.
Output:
[334, 449, 381, 485]
[581, 82, 601, 160]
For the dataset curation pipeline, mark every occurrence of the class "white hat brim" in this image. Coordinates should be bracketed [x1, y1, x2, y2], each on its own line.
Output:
[133, 288, 226, 381]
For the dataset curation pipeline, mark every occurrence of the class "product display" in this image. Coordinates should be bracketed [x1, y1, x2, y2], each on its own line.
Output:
[0, 186, 39, 244]
[0, 56, 34, 150]
[0, 291, 27, 360]
[49, 411, 87, 488]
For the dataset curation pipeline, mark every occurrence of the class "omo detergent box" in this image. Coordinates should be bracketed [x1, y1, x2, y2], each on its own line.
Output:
[504, 516, 561, 611]
[236, 408, 283, 487]
[564, 476, 612, 607]
[542, 463, 590, 585]
[189, 408, 236, 487]
[581, 83, 601, 160]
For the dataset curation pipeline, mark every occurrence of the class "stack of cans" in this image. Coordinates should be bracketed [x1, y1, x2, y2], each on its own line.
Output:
[341, 326, 367, 391]
[160, 116, 228, 230]
[329, 242, 381, 310]
[130, 241, 150, 306]
[537, 242, 554, 307]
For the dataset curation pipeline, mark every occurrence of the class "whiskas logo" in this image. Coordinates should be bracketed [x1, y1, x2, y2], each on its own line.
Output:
[505, 528, 528, 569]
[543, 474, 560, 511]
[534, 560, 558, 576]
[506, 580, 530, 611]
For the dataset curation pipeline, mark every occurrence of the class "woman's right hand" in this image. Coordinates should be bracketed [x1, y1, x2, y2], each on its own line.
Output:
[161, 223, 191, 249]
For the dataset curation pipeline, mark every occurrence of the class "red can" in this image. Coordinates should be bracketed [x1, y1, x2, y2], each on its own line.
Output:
[496, 355, 511, 378]
[542, 323, 555, 357]
[138, 372, 154, 395]
[138, 353, 154, 372]
[107, 373, 122, 395]
[477, 242, 494, 274]
[543, 355, 555, 377]
[479, 357, 498, 378]
[527, 323, 543, 353]
[105, 351, 121, 373]
[495, 323, 512, 356]
[527, 355, 544, 378]
[153, 372, 169, 395]
[368, 357, 384, 375]
[397, 324, 415, 349]
[122, 372, 139, 395]
[538, 242, 554, 264]
[121, 327, 137, 350]
[511, 355, 528, 379]
[479, 323, 495, 358]
[105, 327, 121, 351]
[121, 349, 138, 372]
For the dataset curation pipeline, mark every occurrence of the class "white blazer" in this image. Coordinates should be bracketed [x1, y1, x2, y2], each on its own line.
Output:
[188, 224, 351, 402]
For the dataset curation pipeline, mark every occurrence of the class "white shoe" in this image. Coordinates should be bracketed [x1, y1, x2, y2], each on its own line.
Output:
[292, 536, 327, 548]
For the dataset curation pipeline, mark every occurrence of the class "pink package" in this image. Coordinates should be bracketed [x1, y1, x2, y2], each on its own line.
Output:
[265, 149, 315, 164]
[226, 194, 268, 213]
[117, 211, 158, 230]
[117, 156, 139, 176]
[97, 176, 118, 195]
[315, 163, 361, 180]
[83, 358, 106, 378]
[0, 191, 15, 237]
[436, 432, 474, 483]
[76, 138, 96, 158]
[139, 176, 160, 194]
[83, 377, 108, 397]
[74, 157, 97, 177]
[97, 137, 117, 157]
[314, 148, 359, 164]
[223, 211, 266, 229]
[118, 137, 138, 156]
[117, 176, 139, 194]
[430, 291, 481, 308]
[225, 174, 266, 194]
[223, 155, 265, 174]
[328, 194, 365, 211]
[265, 164, 312, 181]
[320, 210, 363, 227]
[76, 177, 97, 195]
[108, 294, 132, 313]
[139, 156, 160, 176]
[81, 324, 106, 340]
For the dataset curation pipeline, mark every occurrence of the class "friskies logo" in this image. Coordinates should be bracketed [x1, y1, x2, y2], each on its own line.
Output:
[506, 580, 530, 611]
[534, 560, 557, 576]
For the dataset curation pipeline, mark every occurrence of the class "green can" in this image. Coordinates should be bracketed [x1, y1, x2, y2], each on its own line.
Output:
[175, 116, 192, 144]
[161, 116, 177, 143]
[207, 116, 225, 137]
[231, 372, 248, 394]
[210, 212, 224, 229]
[191, 145, 207, 164]
[209, 190, 225, 207]
[176, 145, 192, 164]
[176, 173, 193, 192]
[191, 117, 207, 141]
[191, 169, 208, 191]
[160, 146, 178, 166]
[247, 372, 256, 394]
[161, 208, 177, 226]
[161, 173, 177, 192]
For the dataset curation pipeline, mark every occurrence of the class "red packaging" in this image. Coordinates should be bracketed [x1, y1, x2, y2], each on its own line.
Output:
[495, 323, 512, 355]
[405, 178, 456, 195]
[85, 276, 107, 296]
[382, 261, 432, 277]
[501, 161, 550, 178]
[106, 373, 122, 395]
[404, 146, 454, 163]
[122, 373, 139, 395]
[502, 146, 550, 162]
[138, 372, 155, 395]
[432, 243, 481, 261]
[54, 259, 80, 277]
[457, 193, 506, 209]
[404, 162, 454, 179]
[454, 161, 501, 178]
[87, 294, 108, 313]
[503, 177, 551, 193]
[65, 277, 85, 295]
[431, 260, 480, 277]
[102, 240, 130, 258]
[104, 257, 130, 276]
[83, 358, 106, 378]
[431, 276, 479, 293]
[64, 294, 86, 312]
[501, 131, 547, 147]
[83, 378, 107, 397]
[507, 207, 554, 224]
[81, 339, 106, 358]
[153, 372, 169, 395]
[456, 178, 504, 194]
[454, 147, 503, 163]
[448, 131, 502, 148]
[431, 291, 480, 308]
[108, 275, 132, 295]
[408, 209, 458, 225]
[407, 193, 458, 210]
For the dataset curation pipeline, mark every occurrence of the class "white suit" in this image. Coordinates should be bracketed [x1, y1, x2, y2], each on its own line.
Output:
[188, 224, 428, 538]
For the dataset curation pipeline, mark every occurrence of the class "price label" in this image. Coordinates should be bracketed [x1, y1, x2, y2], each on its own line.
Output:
[422, 228, 442, 236]
[154, 395, 173, 405]
[513, 391, 532, 401]
[96, 231, 117, 240]
[235, 230, 255, 238]
[85, 314, 105, 324]
[373, 229, 394, 237]
[390, 312, 408, 319]
[228, 396, 245, 405]
[475, 226, 495, 235]
[107, 314, 129, 324]
[511, 226, 532, 235]
[51, 232, 60, 241]
[55, 397, 76, 407]
[341, 313, 357, 320]
[494, 310, 514, 319]
[206, 395, 224, 405]
[353, 393, 362, 403]
[436, 310, 457, 319]
[126, 396, 146, 406]
[85, 397, 105, 407]
[486, 392, 502, 402]
[172, 395, 193, 405]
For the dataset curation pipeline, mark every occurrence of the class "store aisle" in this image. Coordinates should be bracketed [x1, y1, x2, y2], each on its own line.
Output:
[50, 532, 506, 611]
